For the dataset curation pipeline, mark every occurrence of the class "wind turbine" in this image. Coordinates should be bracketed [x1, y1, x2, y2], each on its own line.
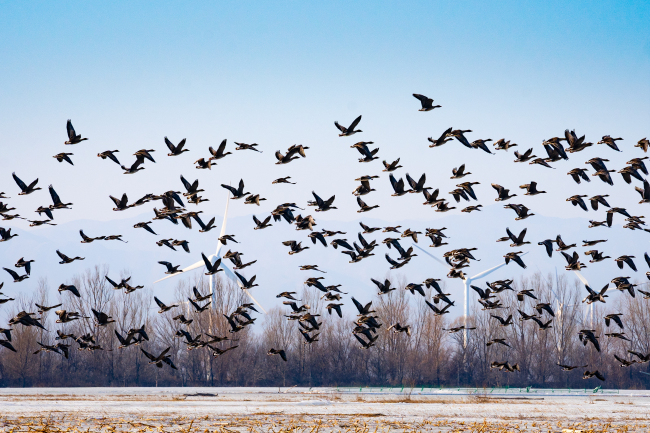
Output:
[412, 243, 528, 347]
[153, 194, 266, 313]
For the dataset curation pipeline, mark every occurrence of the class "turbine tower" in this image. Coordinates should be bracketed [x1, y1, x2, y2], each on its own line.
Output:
[153, 193, 266, 313]
[413, 243, 528, 347]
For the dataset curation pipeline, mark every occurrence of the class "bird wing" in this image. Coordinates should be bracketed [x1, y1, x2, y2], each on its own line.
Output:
[348, 115, 362, 131]
[56, 250, 69, 261]
[66, 120, 76, 140]
[3, 267, 19, 279]
[12, 173, 27, 191]
[154, 297, 165, 309]
[220, 184, 238, 195]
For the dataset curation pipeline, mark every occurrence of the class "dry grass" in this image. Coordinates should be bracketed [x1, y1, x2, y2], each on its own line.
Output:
[1, 414, 648, 433]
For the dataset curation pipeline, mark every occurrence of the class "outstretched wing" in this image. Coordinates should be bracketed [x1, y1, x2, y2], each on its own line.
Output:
[12, 173, 27, 191]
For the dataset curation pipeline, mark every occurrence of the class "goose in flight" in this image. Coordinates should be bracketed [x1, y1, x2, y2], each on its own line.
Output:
[486, 338, 510, 347]
[272, 176, 295, 185]
[109, 193, 130, 211]
[154, 297, 178, 313]
[451, 164, 471, 179]
[562, 251, 587, 271]
[382, 158, 403, 172]
[636, 138, 649, 152]
[385, 254, 410, 269]
[356, 196, 379, 213]
[253, 215, 272, 230]
[584, 250, 610, 263]
[606, 207, 631, 227]
[141, 347, 177, 370]
[234, 271, 258, 289]
[58, 284, 81, 298]
[282, 240, 309, 255]
[15, 257, 34, 275]
[244, 194, 266, 206]
[9, 311, 45, 329]
[493, 139, 517, 151]
[92, 309, 115, 326]
[194, 158, 213, 169]
[197, 216, 217, 233]
[389, 174, 410, 196]
[235, 142, 262, 152]
[604, 313, 623, 329]
[428, 127, 453, 147]
[597, 135, 623, 152]
[618, 165, 644, 184]
[513, 148, 536, 162]
[447, 129, 472, 148]
[12, 173, 42, 195]
[312, 191, 337, 211]
[133, 221, 156, 235]
[120, 155, 146, 174]
[79, 230, 105, 243]
[3, 267, 28, 282]
[98, 150, 121, 165]
[555, 235, 576, 251]
[519, 181, 546, 196]
[615, 255, 637, 272]
[491, 314, 513, 326]
[491, 184, 516, 201]
[406, 173, 429, 193]
[413, 93, 440, 111]
[209, 139, 231, 160]
[158, 261, 181, 274]
[636, 180, 650, 204]
[56, 250, 84, 264]
[505, 227, 529, 247]
[53, 152, 74, 165]
[221, 179, 250, 199]
[504, 251, 526, 269]
[188, 298, 211, 313]
[567, 168, 590, 184]
[470, 139, 493, 154]
[583, 239, 607, 247]
[371, 278, 395, 295]
[0, 339, 16, 352]
[65, 120, 88, 144]
[267, 348, 287, 361]
[334, 115, 362, 136]
[504, 203, 534, 220]
[583, 284, 608, 304]
[34, 303, 63, 314]
[352, 142, 379, 163]
[529, 158, 554, 169]
[564, 129, 591, 153]
[588, 195, 610, 211]
[201, 254, 223, 275]
[165, 137, 189, 156]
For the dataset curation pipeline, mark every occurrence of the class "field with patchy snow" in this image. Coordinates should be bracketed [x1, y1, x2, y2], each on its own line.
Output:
[1, 387, 649, 432]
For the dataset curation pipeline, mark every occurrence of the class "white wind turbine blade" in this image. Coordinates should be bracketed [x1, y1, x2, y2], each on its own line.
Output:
[215, 192, 230, 258]
[412, 243, 452, 270]
[573, 269, 589, 286]
[153, 259, 204, 284]
[219, 263, 266, 314]
[469, 252, 529, 280]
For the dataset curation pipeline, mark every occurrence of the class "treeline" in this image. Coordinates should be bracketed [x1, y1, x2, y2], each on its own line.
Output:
[0, 266, 649, 389]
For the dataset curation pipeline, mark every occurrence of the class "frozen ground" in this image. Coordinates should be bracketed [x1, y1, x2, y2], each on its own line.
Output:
[1, 387, 649, 432]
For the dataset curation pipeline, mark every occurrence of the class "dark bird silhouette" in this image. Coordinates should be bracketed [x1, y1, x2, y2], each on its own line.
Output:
[428, 127, 453, 148]
[65, 120, 88, 145]
[335, 115, 362, 136]
[165, 137, 189, 156]
[413, 93, 440, 111]
[13, 172, 42, 195]
[53, 152, 74, 165]
[221, 179, 250, 199]
[56, 250, 84, 264]
[209, 139, 231, 160]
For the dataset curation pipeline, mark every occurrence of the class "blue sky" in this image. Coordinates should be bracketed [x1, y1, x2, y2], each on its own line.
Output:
[1, 2, 649, 314]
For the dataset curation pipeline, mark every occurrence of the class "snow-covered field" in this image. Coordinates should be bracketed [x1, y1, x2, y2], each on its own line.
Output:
[1, 387, 649, 432]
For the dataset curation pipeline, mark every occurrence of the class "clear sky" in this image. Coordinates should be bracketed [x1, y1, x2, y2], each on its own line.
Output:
[1, 2, 649, 314]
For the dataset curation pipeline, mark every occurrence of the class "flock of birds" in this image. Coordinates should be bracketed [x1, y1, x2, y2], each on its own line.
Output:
[1, 93, 650, 383]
